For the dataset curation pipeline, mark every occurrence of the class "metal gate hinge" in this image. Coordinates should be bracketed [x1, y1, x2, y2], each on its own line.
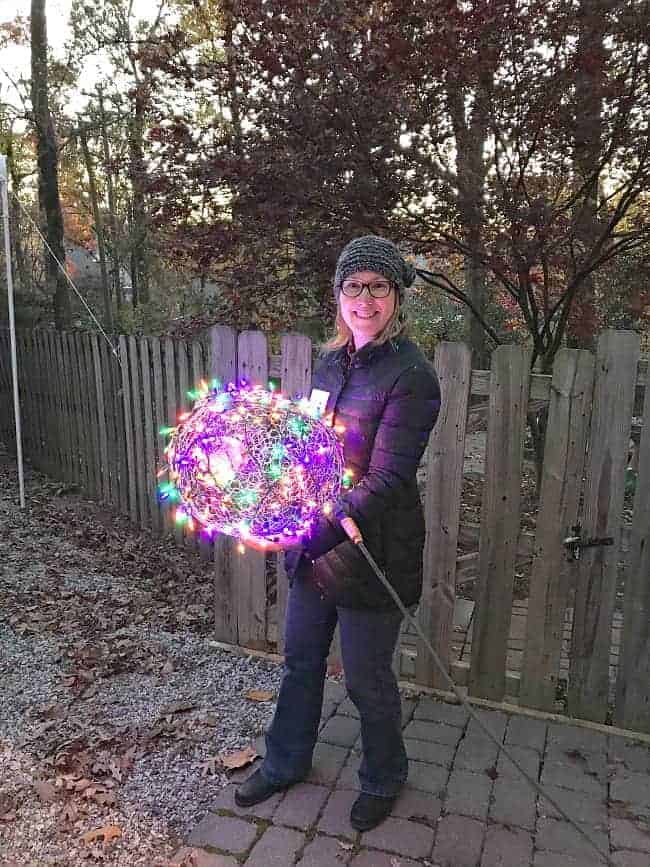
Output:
[563, 523, 614, 562]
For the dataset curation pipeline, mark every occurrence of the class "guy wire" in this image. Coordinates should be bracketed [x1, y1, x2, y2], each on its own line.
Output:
[9, 189, 123, 372]
[343, 521, 615, 867]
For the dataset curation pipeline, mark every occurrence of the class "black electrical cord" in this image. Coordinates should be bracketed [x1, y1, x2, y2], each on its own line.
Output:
[340, 516, 614, 867]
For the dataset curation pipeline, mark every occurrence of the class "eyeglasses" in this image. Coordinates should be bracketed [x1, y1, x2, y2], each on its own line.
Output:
[340, 279, 393, 299]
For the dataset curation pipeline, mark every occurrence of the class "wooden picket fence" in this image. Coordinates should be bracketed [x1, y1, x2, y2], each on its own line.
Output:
[0, 326, 649, 734]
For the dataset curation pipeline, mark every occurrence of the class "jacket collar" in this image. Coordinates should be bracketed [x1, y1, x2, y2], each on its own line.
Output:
[328, 339, 401, 370]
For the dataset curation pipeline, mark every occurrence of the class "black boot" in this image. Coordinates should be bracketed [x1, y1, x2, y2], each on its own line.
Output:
[234, 769, 293, 807]
[350, 792, 396, 831]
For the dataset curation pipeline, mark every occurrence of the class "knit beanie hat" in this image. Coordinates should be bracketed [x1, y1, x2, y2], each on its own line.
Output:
[333, 235, 416, 301]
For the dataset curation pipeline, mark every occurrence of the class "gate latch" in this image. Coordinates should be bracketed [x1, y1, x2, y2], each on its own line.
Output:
[563, 523, 614, 562]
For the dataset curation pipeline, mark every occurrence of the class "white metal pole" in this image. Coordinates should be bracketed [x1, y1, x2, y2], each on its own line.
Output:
[0, 155, 26, 508]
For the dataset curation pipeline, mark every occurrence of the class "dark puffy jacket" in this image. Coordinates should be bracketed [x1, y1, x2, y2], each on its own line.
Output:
[285, 336, 441, 609]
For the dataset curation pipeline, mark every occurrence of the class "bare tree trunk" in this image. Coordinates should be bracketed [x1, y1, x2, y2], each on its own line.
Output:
[447, 71, 492, 368]
[30, 0, 69, 329]
[79, 125, 113, 331]
[570, 0, 608, 349]
[224, 0, 244, 159]
[97, 87, 122, 310]
[128, 92, 148, 307]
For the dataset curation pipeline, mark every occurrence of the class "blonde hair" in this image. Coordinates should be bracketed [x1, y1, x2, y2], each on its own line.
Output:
[322, 294, 409, 352]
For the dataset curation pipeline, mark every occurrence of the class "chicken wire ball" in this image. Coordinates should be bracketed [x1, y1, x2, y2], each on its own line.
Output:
[159, 381, 346, 546]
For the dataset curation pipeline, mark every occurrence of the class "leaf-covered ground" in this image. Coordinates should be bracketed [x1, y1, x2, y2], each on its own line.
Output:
[0, 447, 282, 866]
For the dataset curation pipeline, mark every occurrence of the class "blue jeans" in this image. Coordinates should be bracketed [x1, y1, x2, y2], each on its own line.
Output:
[261, 576, 407, 798]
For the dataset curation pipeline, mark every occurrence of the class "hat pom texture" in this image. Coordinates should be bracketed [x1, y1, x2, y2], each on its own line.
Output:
[334, 236, 414, 300]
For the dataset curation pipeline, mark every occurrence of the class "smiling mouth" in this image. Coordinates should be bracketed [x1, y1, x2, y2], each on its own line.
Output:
[353, 311, 378, 320]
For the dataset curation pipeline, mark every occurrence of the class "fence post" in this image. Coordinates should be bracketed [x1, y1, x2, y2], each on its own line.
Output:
[469, 344, 531, 701]
[233, 330, 269, 650]
[275, 334, 313, 654]
[569, 330, 640, 722]
[416, 341, 472, 687]
[210, 326, 238, 644]
[519, 349, 594, 710]
[616, 364, 650, 732]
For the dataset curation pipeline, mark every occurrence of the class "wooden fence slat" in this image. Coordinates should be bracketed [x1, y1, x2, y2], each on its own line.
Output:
[416, 341, 472, 687]
[234, 331, 269, 650]
[276, 334, 313, 654]
[25, 333, 36, 464]
[114, 344, 129, 515]
[91, 334, 110, 503]
[163, 337, 178, 536]
[50, 332, 63, 475]
[615, 364, 650, 732]
[18, 334, 31, 455]
[14, 334, 25, 452]
[175, 340, 191, 545]
[77, 333, 92, 493]
[50, 332, 64, 476]
[190, 340, 213, 559]
[0, 331, 11, 443]
[43, 332, 56, 472]
[39, 332, 54, 474]
[30, 331, 44, 470]
[89, 334, 104, 500]
[36, 332, 48, 471]
[140, 338, 159, 533]
[40, 332, 53, 472]
[75, 333, 89, 493]
[71, 333, 88, 493]
[64, 334, 80, 488]
[119, 335, 138, 522]
[210, 326, 238, 643]
[99, 338, 116, 506]
[469, 345, 532, 701]
[82, 334, 100, 499]
[52, 333, 69, 483]
[150, 337, 166, 535]
[520, 350, 595, 710]
[569, 330, 640, 722]
[128, 335, 147, 527]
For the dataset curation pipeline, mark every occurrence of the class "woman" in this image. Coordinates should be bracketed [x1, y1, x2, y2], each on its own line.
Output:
[236, 235, 441, 831]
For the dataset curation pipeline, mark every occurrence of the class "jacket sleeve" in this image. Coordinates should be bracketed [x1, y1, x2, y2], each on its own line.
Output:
[303, 363, 441, 560]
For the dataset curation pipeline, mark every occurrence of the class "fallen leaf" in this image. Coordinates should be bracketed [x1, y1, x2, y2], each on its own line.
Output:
[565, 748, 586, 762]
[60, 803, 79, 825]
[81, 824, 122, 846]
[161, 700, 197, 715]
[245, 689, 275, 702]
[219, 745, 258, 770]
[81, 683, 99, 699]
[33, 780, 57, 802]
[201, 757, 219, 778]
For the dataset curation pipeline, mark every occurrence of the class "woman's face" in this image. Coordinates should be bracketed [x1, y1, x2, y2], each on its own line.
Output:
[339, 270, 397, 350]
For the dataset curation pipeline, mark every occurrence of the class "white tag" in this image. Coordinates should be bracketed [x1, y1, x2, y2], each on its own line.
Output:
[309, 388, 330, 416]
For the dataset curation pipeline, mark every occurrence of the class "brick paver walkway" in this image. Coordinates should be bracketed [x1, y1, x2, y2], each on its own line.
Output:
[174, 682, 650, 866]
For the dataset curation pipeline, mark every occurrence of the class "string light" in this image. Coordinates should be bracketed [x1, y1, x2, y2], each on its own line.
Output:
[159, 381, 346, 546]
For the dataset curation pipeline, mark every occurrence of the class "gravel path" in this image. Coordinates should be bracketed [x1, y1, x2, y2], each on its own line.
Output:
[0, 446, 284, 866]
